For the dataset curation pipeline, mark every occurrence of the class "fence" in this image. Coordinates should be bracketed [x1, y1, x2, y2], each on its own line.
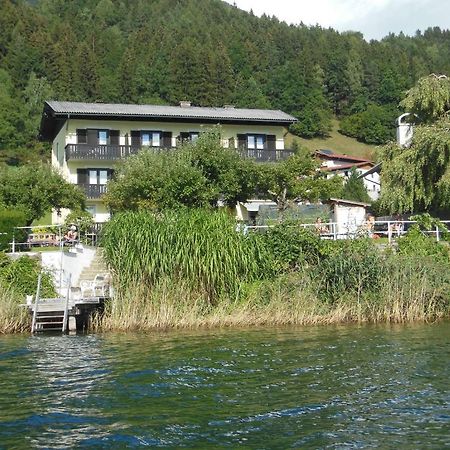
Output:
[247, 220, 450, 244]
[5, 223, 105, 253]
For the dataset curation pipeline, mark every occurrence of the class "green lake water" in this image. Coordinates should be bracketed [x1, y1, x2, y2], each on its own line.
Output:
[0, 323, 449, 449]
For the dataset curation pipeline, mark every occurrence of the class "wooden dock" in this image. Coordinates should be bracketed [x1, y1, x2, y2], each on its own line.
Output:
[28, 295, 106, 333]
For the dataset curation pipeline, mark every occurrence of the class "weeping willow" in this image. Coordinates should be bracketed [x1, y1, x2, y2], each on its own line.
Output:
[380, 74, 450, 214]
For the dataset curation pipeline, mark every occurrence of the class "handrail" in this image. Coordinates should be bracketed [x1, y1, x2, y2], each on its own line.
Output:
[62, 273, 71, 333]
[31, 272, 42, 334]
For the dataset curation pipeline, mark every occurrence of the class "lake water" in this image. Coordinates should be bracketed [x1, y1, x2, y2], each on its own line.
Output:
[0, 323, 449, 449]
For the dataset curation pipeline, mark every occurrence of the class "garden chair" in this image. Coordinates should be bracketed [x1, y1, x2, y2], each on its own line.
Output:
[80, 273, 110, 298]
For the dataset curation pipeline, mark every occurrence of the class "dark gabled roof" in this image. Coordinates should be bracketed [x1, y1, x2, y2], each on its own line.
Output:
[39, 100, 297, 140]
[357, 162, 382, 178]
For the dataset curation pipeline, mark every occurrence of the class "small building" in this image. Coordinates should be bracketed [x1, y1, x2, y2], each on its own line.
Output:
[316, 149, 380, 201]
[328, 198, 370, 238]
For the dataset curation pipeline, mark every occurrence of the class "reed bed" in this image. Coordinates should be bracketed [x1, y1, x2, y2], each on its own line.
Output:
[96, 210, 449, 331]
[0, 287, 29, 334]
[101, 209, 271, 302]
[93, 267, 449, 332]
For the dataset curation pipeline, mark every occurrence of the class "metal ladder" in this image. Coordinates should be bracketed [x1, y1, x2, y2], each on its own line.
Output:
[31, 273, 71, 333]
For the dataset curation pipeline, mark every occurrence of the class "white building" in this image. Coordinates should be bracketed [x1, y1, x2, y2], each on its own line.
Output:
[39, 101, 297, 224]
[316, 150, 381, 201]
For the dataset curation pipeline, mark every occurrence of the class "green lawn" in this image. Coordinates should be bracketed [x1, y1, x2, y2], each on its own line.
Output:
[287, 119, 378, 161]
[31, 211, 53, 226]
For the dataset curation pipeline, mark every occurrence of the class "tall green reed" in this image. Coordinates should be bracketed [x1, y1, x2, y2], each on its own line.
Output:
[101, 209, 272, 301]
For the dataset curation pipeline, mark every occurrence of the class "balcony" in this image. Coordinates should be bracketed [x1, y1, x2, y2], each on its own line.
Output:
[77, 184, 107, 199]
[65, 144, 174, 161]
[66, 144, 295, 162]
[237, 148, 295, 162]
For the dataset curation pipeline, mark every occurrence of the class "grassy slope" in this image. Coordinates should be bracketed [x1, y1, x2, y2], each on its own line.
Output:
[286, 119, 378, 161]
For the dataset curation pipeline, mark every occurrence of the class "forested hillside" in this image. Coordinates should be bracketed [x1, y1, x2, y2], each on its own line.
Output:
[1, 0, 450, 164]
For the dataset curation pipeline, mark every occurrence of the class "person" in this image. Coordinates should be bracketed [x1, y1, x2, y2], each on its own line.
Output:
[64, 225, 78, 245]
[365, 215, 375, 238]
[315, 217, 329, 234]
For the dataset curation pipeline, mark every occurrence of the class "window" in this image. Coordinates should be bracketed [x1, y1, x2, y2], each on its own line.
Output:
[89, 169, 109, 185]
[190, 132, 199, 142]
[141, 131, 161, 147]
[247, 134, 265, 150]
[86, 205, 96, 217]
[98, 130, 108, 145]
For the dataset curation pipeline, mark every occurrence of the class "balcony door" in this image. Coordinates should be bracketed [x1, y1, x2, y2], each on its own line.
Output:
[77, 168, 113, 185]
[89, 169, 108, 185]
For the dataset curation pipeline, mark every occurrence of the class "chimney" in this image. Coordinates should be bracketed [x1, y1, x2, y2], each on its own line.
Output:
[179, 101, 191, 107]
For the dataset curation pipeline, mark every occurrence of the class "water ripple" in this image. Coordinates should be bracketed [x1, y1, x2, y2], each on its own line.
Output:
[0, 323, 449, 448]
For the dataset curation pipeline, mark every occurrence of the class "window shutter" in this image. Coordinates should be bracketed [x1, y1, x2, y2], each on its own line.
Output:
[131, 130, 141, 147]
[77, 168, 88, 184]
[180, 132, 190, 141]
[87, 129, 97, 145]
[77, 129, 87, 144]
[237, 134, 247, 148]
[110, 130, 120, 145]
[161, 131, 172, 148]
[267, 135, 276, 150]
[107, 169, 115, 180]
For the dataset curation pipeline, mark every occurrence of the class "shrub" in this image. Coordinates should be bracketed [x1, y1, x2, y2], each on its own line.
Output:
[0, 256, 56, 297]
[397, 225, 450, 261]
[0, 208, 27, 251]
[258, 224, 323, 272]
[316, 239, 387, 303]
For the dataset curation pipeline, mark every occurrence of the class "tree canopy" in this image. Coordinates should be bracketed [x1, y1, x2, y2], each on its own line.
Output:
[104, 130, 339, 213]
[379, 74, 450, 214]
[0, 164, 85, 224]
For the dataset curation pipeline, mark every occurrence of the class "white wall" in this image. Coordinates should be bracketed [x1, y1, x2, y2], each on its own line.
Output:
[333, 204, 367, 238]
[41, 246, 97, 294]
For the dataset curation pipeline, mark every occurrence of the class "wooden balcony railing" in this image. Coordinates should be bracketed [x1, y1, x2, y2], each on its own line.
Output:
[66, 144, 295, 162]
[77, 184, 107, 199]
[237, 148, 295, 162]
[65, 144, 175, 160]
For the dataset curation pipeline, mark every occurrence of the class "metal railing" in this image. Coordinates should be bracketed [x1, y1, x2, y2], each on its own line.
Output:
[237, 148, 295, 162]
[247, 220, 450, 244]
[65, 144, 175, 160]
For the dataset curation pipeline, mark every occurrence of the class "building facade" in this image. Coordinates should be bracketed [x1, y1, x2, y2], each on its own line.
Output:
[316, 150, 381, 201]
[40, 101, 297, 223]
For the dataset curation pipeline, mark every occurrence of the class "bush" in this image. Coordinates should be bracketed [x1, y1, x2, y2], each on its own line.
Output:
[339, 104, 397, 145]
[316, 239, 387, 303]
[258, 224, 323, 272]
[0, 208, 27, 251]
[0, 256, 56, 297]
[397, 225, 450, 261]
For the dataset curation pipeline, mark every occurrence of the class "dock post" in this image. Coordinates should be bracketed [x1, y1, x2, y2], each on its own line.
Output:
[31, 273, 42, 334]
[62, 274, 71, 333]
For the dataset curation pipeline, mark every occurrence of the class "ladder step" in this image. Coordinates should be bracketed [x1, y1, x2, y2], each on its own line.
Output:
[36, 321, 64, 325]
[36, 315, 64, 319]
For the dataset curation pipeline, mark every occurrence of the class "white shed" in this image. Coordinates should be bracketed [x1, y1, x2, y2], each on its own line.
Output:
[328, 198, 370, 238]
